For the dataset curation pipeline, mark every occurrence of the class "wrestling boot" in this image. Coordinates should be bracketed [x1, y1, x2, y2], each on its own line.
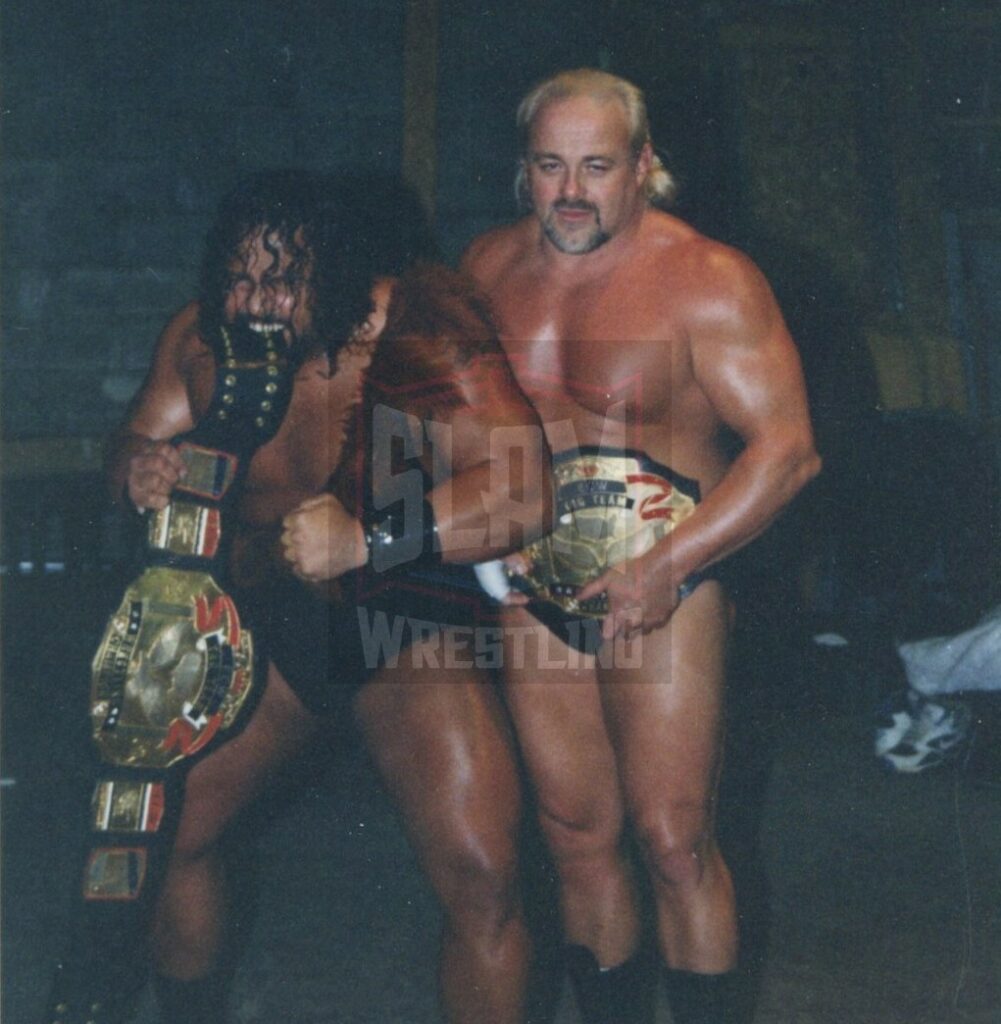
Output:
[663, 968, 739, 1024]
[154, 972, 230, 1024]
[565, 944, 656, 1024]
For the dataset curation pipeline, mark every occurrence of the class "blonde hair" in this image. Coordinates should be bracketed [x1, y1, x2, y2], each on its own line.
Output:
[514, 68, 676, 209]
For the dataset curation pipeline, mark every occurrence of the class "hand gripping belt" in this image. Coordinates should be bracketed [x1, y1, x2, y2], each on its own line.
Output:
[502, 447, 703, 653]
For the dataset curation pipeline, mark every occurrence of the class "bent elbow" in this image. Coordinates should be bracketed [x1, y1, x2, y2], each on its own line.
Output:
[800, 444, 822, 486]
[788, 436, 822, 495]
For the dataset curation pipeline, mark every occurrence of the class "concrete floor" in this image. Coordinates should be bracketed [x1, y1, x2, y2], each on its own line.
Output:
[4, 573, 1001, 1024]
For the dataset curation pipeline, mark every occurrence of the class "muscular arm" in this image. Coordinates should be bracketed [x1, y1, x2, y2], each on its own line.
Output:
[281, 268, 553, 580]
[663, 251, 821, 581]
[104, 303, 201, 510]
[282, 355, 552, 580]
[581, 249, 820, 635]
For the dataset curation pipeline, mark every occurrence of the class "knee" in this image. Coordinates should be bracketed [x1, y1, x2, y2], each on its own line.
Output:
[633, 801, 715, 891]
[431, 833, 521, 933]
[169, 787, 230, 866]
[536, 798, 622, 869]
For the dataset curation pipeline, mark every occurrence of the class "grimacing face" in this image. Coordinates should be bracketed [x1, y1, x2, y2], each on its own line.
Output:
[525, 95, 651, 255]
[222, 228, 313, 344]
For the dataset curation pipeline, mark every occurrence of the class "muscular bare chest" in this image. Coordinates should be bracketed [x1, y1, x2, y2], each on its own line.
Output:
[492, 266, 693, 448]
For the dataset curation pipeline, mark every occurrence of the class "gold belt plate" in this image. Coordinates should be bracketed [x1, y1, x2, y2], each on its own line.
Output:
[90, 567, 255, 769]
[511, 451, 699, 617]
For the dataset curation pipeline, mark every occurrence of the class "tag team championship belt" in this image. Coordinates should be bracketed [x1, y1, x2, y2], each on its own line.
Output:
[45, 323, 293, 1024]
[507, 447, 701, 650]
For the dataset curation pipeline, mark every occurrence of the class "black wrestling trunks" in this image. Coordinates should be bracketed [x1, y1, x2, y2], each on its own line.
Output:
[249, 560, 490, 717]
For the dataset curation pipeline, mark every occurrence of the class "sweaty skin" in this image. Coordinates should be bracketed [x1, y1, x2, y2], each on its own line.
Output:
[106, 233, 549, 1024]
[279, 274, 552, 583]
[462, 92, 819, 977]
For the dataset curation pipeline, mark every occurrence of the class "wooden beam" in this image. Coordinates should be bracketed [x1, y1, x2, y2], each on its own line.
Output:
[402, 0, 439, 224]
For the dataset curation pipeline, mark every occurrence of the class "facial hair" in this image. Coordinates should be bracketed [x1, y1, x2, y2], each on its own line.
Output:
[541, 200, 610, 255]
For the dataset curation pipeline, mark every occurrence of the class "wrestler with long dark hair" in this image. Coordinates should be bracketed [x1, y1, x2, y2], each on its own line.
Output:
[52, 169, 550, 1024]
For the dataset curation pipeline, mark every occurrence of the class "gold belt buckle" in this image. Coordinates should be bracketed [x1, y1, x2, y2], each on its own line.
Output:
[509, 451, 699, 617]
[90, 567, 255, 769]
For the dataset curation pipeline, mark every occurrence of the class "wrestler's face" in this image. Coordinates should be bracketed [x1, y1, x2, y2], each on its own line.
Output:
[223, 228, 313, 345]
[525, 95, 651, 255]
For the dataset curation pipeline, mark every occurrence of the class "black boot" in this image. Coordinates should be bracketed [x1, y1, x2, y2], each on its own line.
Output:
[566, 944, 656, 1024]
[663, 968, 738, 1024]
[153, 972, 230, 1024]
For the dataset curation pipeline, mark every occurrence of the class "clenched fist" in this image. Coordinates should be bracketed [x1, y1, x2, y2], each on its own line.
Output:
[281, 493, 368, 582]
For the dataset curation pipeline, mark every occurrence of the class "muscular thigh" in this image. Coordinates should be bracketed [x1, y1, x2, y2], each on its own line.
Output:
[354, 628, 522, 873]
[500, 606, 623, 835]
[598, 582, 730, 819]
[175, 662, 321, 852]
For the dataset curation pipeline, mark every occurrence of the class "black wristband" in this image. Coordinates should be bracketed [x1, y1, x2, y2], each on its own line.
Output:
[364, 499, 442, 571]
[677, 569, 708, 601]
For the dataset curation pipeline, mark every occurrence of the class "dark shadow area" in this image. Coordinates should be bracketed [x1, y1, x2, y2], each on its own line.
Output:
[712, 232, 881, 1023]
[329, 166, 442, 275]
[712, 224, 1001, 1023]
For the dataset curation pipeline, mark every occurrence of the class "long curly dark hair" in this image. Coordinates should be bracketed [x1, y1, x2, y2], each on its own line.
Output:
[199, 168, 434, 365]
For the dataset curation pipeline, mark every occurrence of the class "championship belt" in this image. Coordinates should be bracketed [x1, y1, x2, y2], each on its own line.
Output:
[90, 447, 254, 771]
[509, 447, 701, 619]
[46, 324, 292, 1023]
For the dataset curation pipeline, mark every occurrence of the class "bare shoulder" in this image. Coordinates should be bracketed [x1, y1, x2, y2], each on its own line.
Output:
[160, 301, 201, 342]
[646, 214, 780, 335]
[460, 218, 534, 286]
[158, 301, 210, 371]
[119, 301, 207, 437]
[646, 212, 754, 284]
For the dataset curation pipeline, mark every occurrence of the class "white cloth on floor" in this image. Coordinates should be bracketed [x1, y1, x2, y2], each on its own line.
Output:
[898, 604, 1001, 695]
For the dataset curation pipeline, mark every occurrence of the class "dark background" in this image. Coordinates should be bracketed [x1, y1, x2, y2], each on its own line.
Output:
[2, 0, 999, 631]
[2, 0, 998, 438]
[2, 2, 1000, 1022]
